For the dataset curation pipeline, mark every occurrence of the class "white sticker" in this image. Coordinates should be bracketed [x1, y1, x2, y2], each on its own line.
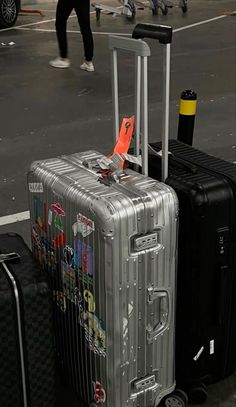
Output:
[193, 346, 204, 361]
[76, 213, 95, 237]
[122, 153, 142, 166]
[210, 339, 214, 355]
[48, 209, 52, 226]
[128, 302, 134, 317]
[29, 182, 43, 193]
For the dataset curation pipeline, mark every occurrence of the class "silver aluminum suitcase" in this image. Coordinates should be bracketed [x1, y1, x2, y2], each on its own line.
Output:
[28, 25, 178, 407]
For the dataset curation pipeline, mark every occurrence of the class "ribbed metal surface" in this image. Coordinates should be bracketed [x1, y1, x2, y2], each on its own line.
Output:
[28, 150, 178, 407]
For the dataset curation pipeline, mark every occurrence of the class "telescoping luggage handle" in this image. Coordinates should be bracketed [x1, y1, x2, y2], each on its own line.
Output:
[109, 24, 172, 182]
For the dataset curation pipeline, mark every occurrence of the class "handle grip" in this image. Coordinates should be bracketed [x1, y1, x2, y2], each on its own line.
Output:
[132, 23, 172, 45]
[147, 289, 170, 343]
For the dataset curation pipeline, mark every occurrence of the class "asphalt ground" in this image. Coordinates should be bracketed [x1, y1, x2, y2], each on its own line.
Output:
[0, 0, 236, 405]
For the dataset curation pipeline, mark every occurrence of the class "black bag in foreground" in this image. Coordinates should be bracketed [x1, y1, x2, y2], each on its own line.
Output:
[0, 233, 55, 407]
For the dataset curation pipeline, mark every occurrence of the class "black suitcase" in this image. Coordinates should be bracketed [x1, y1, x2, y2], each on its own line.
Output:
[0, 233, 55, 407]
[148, 139, 236, 402]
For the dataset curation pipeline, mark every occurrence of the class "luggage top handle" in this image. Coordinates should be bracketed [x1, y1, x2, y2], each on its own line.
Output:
[132, 23, 173, 45]
[132, 23, 172, 182]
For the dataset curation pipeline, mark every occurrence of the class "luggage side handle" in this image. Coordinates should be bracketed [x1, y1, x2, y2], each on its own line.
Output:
[147, 288, 170, 343]
[132, 23, 173, 182]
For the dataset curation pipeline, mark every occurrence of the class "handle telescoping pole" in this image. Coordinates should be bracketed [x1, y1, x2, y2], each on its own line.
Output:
[132, 24, 173, 182]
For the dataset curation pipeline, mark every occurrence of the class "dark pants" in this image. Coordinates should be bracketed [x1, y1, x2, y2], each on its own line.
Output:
[55, 0, 94, 61]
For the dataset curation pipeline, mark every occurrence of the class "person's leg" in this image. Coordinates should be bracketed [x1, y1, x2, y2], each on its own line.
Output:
[55, 0, 73, 58]
[74, 0, 94, 63]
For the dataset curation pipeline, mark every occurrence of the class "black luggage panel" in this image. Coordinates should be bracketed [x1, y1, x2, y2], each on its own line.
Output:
[148, 140, 236, 386]
[0, 233, 55, 407]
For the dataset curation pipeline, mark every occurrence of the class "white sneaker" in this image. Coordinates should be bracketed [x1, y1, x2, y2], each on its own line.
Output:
[80, 61, 95, 72]
[49, 57, 70, 69]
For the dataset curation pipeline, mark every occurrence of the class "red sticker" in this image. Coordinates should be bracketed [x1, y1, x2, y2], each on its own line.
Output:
[93, 381, 106, 404]
[51, 203, 65, 216]
[52, 232, 66, 250]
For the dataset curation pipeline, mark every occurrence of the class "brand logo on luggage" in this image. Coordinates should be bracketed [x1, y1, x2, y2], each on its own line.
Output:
[29, 182, 44, 193]
[76, 213, 95, 237]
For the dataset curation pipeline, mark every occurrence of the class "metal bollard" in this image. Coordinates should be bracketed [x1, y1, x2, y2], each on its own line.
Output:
[177, 90, 197, 146]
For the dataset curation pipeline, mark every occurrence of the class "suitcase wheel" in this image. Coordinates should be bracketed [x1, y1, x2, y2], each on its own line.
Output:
[188, 383, 208, 404]
[161, 390, 188, 407]
[173, 389, 188, 405]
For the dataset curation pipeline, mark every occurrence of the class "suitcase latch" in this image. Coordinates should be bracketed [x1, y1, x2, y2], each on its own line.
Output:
[133, 233, 158, 251]
[132, 375, 158, 394]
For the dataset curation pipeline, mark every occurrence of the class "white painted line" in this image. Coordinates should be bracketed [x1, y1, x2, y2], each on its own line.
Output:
[173, 14, 227, 33]
[15, 13, 229, 36]
[0, 12, 79, 32]
[0, 9, 228, 33]
[0, 211, 30, 226]
[16, 27, 131, 35]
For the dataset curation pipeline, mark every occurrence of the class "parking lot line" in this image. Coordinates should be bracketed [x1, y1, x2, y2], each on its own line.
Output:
[14, 13, 228, 36]
[0, 211, 30, 226]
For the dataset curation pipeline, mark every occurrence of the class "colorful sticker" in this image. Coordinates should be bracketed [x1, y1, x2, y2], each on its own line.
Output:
[81, 311, 106, 357]
[33, 197, 47, 231]
[31, 224, 44, 265]
[74, 239, 94, 284]
[77, 288, 106, 357]
[52, 232, 66, 250]
[29, 182, 44, 193]
[73, 213, 95, 237]
[93, 381, 106, 404]
[84, 289, 96, 312]
[51, 203, 65, 216]
[53, 290, 67, 313]
[32, 224, 42, 249]
[64, 245, 74, 267]
[62, 261, 77, 303]
[51, 203, 65, 232]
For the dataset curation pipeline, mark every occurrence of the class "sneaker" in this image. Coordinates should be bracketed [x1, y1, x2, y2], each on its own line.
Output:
[49, 57, 70, 69]
[80, 61, 95, 72]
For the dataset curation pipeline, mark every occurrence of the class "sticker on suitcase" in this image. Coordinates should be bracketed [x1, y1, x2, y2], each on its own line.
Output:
[77, 289, 106, 357]
[74, 239, 94, 285]
[81, 311, 106, 358]
[53, 290, 67, 313]
[51, 202, 65, 232]
[93, 381, 106, 403]
[29, 182, 44, 193]
[33, 197, 47, 231]
[73, 213, 95, 238]
[62, 261, 78, 303]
